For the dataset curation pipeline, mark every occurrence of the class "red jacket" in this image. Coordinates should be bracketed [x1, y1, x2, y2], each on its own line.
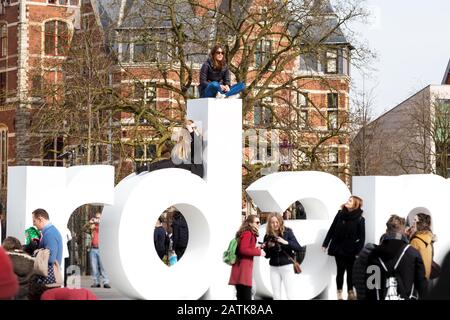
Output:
[41, 287, 98, 300]
[91, 225, 99, 248]
[228, 230, 261, 287]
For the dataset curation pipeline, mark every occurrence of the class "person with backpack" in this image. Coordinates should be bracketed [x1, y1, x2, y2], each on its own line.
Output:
[409, 213, 435, 280]
[367, 215, 427, 300]
[322, 195, 365, 300]
[228, 215, 265, 300]
[263, 213, 302, 300]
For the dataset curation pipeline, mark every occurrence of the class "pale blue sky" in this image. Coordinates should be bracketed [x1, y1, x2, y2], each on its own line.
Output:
[350, 0, 450, 117]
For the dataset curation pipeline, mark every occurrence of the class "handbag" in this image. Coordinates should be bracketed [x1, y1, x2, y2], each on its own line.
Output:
[283, 251, 302, 274]
[46, 261, 63, 288]
[33, 249, 50, 277]
[430, 260, 441, 280]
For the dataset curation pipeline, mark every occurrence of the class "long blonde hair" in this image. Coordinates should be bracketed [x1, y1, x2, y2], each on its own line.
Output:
[171, 128, 191, 162]
[266, 213, 285, 237]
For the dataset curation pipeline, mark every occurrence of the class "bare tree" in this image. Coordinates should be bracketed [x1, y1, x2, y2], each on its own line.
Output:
[395, 92, 450, 177]
[349, 82, 387, 176]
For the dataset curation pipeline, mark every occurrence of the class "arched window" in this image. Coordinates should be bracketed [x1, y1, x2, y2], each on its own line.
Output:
[0, 125, 7, 189]
[45, 20, 69, 55]
[0, 23, 7, 57]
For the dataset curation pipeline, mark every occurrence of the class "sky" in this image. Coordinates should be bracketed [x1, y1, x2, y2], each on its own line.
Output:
[349, 0, 450, 118]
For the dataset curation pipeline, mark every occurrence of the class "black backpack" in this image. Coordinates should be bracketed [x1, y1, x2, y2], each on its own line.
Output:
[353, 242, 377, 300]
[378, 244, 411, 300]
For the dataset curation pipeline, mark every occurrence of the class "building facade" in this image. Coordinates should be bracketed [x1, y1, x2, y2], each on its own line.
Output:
[0, 0, 354, 216]
[351, 82, 450, 178]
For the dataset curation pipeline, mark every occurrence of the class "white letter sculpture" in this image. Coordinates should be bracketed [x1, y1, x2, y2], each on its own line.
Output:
[100, 98, 243, 299]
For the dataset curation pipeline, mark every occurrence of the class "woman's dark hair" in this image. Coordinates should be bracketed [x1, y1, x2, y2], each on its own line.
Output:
[209, 44, 225, 71]
[2, 236, 22, 251]
[236, 215, 259, 239]
[415, 213, 432, 232]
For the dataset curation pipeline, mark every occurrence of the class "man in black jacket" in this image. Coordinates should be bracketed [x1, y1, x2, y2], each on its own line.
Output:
[171, 211, 189, 260]
[365, 215, 426, 300]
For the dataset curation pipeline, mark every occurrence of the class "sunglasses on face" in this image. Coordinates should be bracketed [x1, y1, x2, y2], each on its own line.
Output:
[215, 51, 224, 55]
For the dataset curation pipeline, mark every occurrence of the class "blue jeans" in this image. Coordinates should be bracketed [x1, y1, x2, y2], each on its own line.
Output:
[203, 81, 245, 98]
[90, 248, 109, 285]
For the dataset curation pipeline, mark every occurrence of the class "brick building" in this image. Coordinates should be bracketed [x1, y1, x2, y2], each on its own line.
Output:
[0, 0, 354, 216]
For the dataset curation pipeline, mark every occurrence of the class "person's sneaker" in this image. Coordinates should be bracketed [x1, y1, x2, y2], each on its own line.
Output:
[215, 92, 226, 99]
[227, 93, 240, 99]
[103, 284, 111, 289]
[337, 289, 343, 300]
[91, 283, 100, 288]
[347, 290, 356, 300]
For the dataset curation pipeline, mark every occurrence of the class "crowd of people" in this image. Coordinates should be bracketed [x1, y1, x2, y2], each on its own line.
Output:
[153, 208, 189, 266]
[227, 195, 450, 301]
[0, 208, 100, 300]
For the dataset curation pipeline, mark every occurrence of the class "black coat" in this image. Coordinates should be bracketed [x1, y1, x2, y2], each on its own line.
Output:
[154, 226, 168, 259]
[172, 215, 189, 250]
[263, 228, 302, 267]
[322, 207, 365, 257]
[367, 238, 427, 300]
[426, 249, 450, 299]
[199, 58, 231, 97]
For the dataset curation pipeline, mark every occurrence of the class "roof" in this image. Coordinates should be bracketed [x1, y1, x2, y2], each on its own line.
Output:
[442, 58, 450, 85]
[292, 0, 353, 48]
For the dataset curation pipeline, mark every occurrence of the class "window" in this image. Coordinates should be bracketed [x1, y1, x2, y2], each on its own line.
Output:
[297, 92, 308, 129]
[135, 144, 156, 163]
[133, 82, 157, 106]
[45, 21, 69, 55]
[256, 141, 272, 162]
[31, 74, 43, 97]
[133, 82, 157, 124]
[300, 52, 318, 71]
[436, 144, 450, 178]
[120, 30, 171, 63]
[43, 137, 64, 167]
[325, 50, 338, 74]
[0, 125, 7, 189]
[121, 42, 131, 62]
[133, 42, 153, 62]
[48, 0, 78, 5]
[187, 85, 199, 99]
[327, 93, 338, 130]
[255, 39, 272, 68]
[328, 147, 338, 164]
[0, 72, 5, 104]
[0, 23, 7, 57]
[254, 105, 273, 127]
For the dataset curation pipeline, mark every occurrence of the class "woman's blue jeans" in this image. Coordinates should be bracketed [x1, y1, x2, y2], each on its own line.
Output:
[203, 81, 245, 98]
